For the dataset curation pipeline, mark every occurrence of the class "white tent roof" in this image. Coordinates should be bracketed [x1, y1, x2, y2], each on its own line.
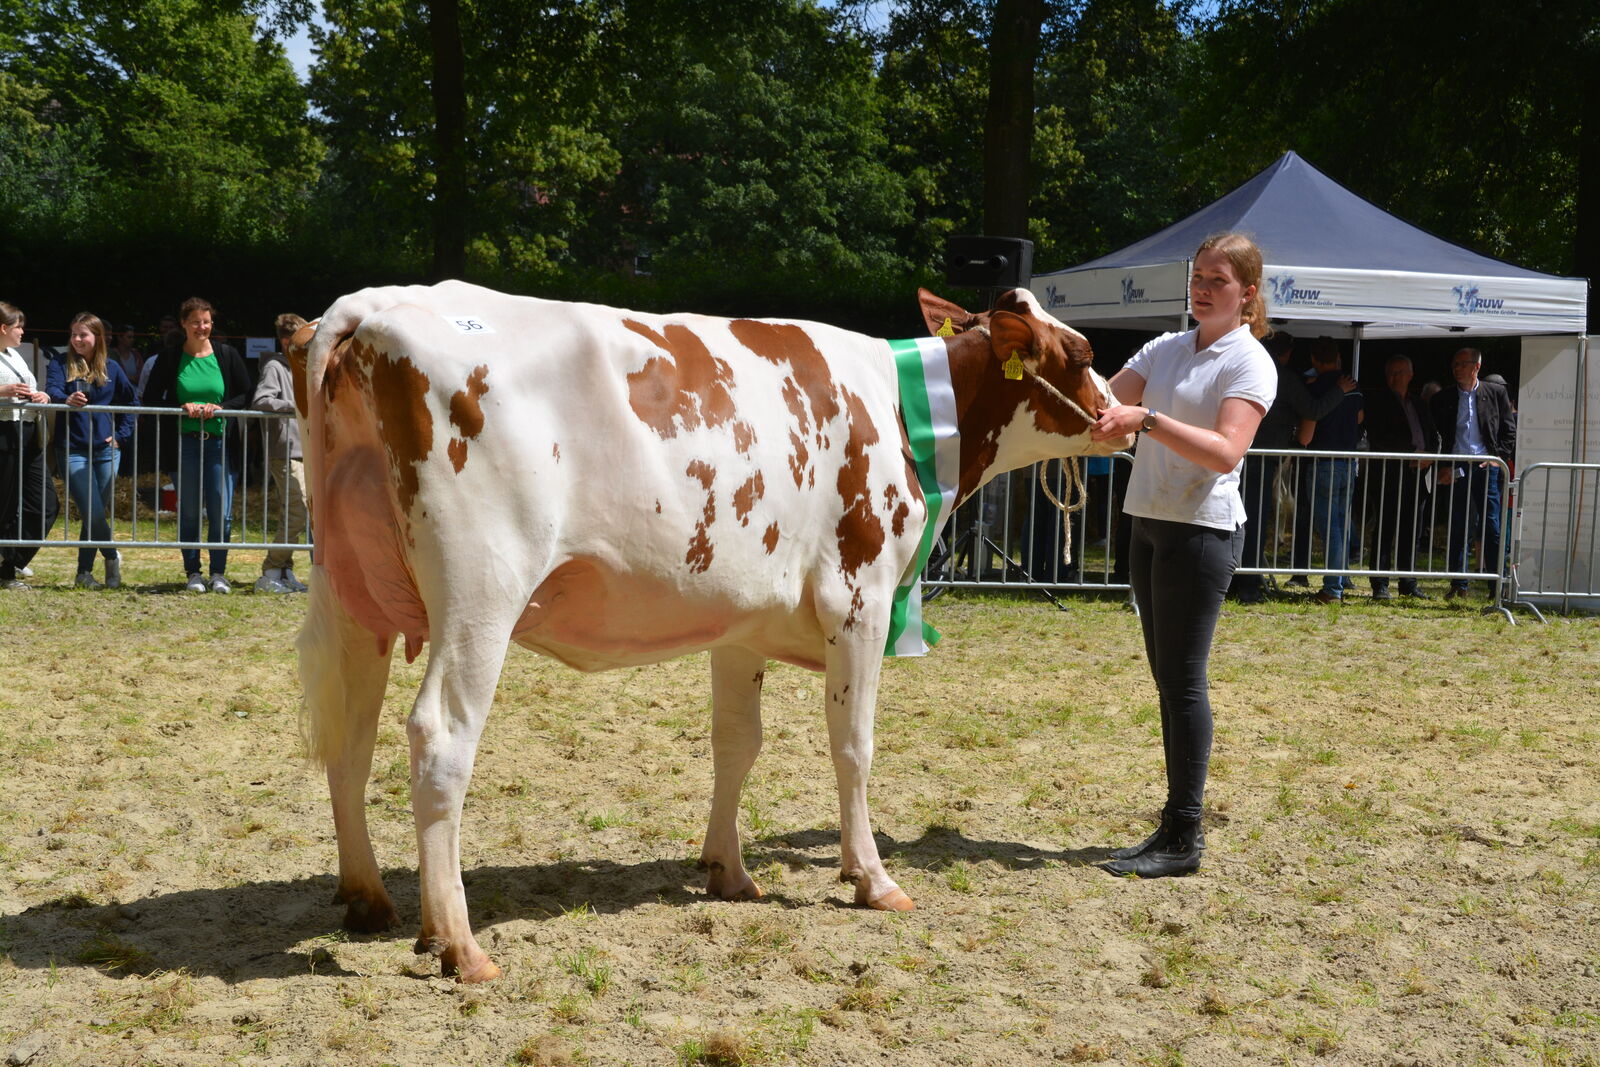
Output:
[1030, 152, 1589, 339]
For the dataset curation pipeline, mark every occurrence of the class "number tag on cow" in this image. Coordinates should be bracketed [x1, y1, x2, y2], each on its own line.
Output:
[443, 316, 495, 335]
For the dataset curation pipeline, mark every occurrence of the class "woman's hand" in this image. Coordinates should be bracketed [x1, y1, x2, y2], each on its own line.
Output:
[183, 402, 219, 419]
[2, 382, 37, 400]
[1091, 404, 1147, 442]
[67, 390, 88, 408]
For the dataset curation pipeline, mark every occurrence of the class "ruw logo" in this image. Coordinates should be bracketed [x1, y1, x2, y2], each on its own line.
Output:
[1044, 285, 1066, 310]
[1268, 274, 1321, 304]
[1452, 283, 1505, 314]
[1121, 276, 1146, 304]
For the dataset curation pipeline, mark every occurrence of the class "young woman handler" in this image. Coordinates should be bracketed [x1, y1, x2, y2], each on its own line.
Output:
[1087, 233, 1277, 878]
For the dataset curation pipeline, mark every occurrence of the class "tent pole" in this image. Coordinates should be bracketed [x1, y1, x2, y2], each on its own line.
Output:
[1351, 334, 1362, 379]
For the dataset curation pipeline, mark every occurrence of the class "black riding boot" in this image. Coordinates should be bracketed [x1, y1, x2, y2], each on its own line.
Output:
[1106, 810, 1206, 860]
[1101, 815, 1204, 878]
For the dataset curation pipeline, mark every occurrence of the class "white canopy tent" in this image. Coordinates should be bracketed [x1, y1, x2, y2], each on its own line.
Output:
[1030, 151, 1595, 610]
[1029, 151, 1588, 341]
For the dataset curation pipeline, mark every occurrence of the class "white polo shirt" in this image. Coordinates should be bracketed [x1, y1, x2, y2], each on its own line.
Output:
[0, 347, 38, 423]
[1120, 324, 1276, 531]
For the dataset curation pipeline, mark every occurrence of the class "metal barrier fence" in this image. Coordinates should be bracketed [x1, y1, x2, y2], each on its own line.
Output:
[923, 447, 1518, 607]
[0, 403, 310, 565]
[5, 405, 1578, 616]
[1508, 462, 1600, 617]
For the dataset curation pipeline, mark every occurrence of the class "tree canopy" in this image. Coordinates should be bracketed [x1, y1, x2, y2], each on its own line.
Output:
[0, 0, 1589, 335]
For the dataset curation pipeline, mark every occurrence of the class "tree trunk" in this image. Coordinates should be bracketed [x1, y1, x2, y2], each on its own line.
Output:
[427, 0, 468, 281]
[983, 0, 1047, 239]
[1577, 46, 1600, 333]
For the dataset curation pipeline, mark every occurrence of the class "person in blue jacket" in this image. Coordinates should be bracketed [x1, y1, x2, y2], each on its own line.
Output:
[46, 312, 138, 589]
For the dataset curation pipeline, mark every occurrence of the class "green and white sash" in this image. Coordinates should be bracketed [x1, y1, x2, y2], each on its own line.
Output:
[884, 335, 959, 657]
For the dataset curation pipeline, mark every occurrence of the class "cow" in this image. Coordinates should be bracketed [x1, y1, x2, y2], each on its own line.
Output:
[289, 281, 1130, 982]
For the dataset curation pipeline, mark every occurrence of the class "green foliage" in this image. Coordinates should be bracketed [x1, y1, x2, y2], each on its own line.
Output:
[0, 0, 1589, 331]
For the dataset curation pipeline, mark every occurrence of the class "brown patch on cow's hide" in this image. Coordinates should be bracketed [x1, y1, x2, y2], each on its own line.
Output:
[449, 365, 490, 437]
[322, 334, 376, 404]
[843, 586, 866, 630]
[655, 499, 662, 514]
[686, 459, 716, 490]
[623, 319, 736, 440]
[884, 485, 911, 539]
[786, 430, 808, 489]
[286, 321, 317, 419]
[834, 387, 884, 578]
[729, 321, 840, 427]
[368, 351, 434, 514]
[732, 420, 756, 454]
[447, 439, 468, 472]
[733, 471, 764, 526]
[552, 442, 561, 462]
[762, 522, 779, 554]
[686, 492, 716, 573]
[779, 378, 810, 436]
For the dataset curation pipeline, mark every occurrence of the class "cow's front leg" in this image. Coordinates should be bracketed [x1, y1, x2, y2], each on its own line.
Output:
[299, 567, 400, 933]
[408, 622, 513, 982]
[824, 635, 914, 912]
[700, 645, 768, 901]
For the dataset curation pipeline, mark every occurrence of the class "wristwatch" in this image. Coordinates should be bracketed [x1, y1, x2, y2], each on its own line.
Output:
[1141, 408, 1159, 432]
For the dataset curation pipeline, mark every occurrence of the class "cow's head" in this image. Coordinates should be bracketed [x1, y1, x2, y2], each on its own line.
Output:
[917, 288, 1130, 498]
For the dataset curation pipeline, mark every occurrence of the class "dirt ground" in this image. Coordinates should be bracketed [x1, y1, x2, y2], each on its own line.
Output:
[1, 551, 1598, 1066]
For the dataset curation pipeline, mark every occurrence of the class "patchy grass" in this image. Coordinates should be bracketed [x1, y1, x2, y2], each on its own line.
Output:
[0, 573, 1598, 1064]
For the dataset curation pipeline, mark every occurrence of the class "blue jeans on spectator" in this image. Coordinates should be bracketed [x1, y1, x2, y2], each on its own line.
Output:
[178, 433, 234, 576]
[1446, 462, 1503, 590]
[1311, 457, 1355, 597]
[65, 446, 120, 574]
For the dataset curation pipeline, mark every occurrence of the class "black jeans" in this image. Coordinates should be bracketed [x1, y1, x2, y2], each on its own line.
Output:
[1129, 516, 1243, 822]
[0, 422, 58, 578]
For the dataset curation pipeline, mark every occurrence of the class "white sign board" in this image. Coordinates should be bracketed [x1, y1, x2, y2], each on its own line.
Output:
[1514, 335, 1598, 610]
[245, 337, 276, 361]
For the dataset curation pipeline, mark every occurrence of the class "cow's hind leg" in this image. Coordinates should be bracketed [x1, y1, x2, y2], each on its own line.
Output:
[824, 638, 915, 912]
[408, 607, 517, 983]
[298, 566, 399, 932]
[700, 645, 768, 901]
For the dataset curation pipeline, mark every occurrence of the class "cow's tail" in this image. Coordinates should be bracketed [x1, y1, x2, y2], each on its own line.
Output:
[297, 564, 374, 767]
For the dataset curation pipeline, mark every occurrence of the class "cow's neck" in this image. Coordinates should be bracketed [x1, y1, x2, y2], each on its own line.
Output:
[942, 330, 1028, 506]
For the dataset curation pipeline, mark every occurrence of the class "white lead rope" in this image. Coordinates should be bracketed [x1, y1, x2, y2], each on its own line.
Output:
[1020, 364, 1095, 566]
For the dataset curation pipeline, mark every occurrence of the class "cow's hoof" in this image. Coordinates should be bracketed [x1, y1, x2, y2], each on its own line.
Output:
[705, 866, 765, 902]
[336, 889, 400, 933]
[452, 957, 502, 984]
[864, 888, 915, 912]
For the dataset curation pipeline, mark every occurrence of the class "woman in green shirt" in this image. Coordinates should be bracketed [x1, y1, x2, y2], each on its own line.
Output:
[143, 297, 252, 593]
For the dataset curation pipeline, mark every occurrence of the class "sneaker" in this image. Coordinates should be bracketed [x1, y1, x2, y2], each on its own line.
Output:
[18, 566, 32, 577]
[1284, 575, 1310, 589]
[280, 570, 308, 593]
[209, 574, 232, 595]
[1370, 582, 1393, 600]
[186, 572, 208, 593]
[1, 578, 31, 591]
[74, 571, 104, 590]
[254, 574, 290, 594]
[104, 552, 122, 590]
[1312, 589, 1341, 604]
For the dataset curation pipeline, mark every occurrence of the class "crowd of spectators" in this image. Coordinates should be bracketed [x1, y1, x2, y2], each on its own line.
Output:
[0, 298, 310, 594]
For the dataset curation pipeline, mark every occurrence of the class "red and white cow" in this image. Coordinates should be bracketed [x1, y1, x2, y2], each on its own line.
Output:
[290, 281, 1128, 981]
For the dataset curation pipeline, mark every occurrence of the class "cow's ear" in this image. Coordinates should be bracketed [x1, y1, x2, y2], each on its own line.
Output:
[987, 311, 1039, 380]
[286, 321, 317, 419]
[918, 289, 979, 337]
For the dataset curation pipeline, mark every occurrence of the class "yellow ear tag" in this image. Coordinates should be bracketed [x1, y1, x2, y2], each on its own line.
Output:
[935, 317, 955, 337]
[1003, 352, 1025, 380]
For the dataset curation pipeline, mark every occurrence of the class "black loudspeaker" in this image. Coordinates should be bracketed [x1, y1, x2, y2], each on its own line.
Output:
[944, 236, 1034, 290]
